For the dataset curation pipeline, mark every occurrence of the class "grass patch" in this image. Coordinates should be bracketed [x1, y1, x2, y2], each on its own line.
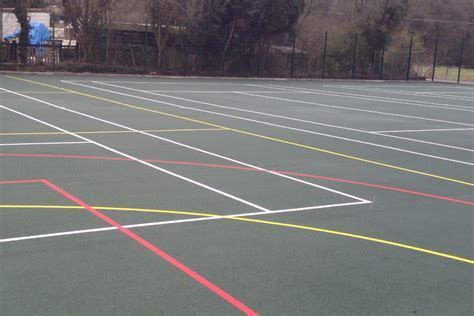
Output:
[415, 64, 474, 82]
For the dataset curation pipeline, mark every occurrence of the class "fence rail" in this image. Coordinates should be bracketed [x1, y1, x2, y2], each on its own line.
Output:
[1, 29, 472, 83]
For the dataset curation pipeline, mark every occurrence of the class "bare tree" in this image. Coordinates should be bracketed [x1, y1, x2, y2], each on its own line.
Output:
[63, 0, 112, 61]
[148, 0, 188, 70]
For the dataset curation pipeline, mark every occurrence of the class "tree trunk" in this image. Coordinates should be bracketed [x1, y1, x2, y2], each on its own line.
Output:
[13, 0, 30, 65]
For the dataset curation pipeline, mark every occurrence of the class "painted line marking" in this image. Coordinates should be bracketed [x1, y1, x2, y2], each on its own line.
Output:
[1, 179, 257, 315]
[318, 85, 474, 109]
[0, 128, 227, 137]
[0, 102, 271, 212]
[0, 203, 472, 265]
[252, 83, 474, 116]
[145, 90, 311, 94]
[374, 128, 474, 133]
[324, 84, 474, 90]
[235, 91, 474, 153]
[42, 180, 259, 316]
[333, 86, 474, 103]
[0, 201, 369, 243]
[0, 179, 42, 184]
[1, 153, 472, 205]
[5, 76, 473, 186]
[67, 81, 261, 86]
[0, 91, 72, 94]
[91, 81, 474, 162]
[415, 92, 474, 95]
[1, 88, 370, 206]
[0, 141, 90, 146]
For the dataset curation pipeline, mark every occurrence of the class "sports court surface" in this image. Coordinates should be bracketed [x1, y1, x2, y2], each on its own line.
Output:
[0, 74, 473, 315]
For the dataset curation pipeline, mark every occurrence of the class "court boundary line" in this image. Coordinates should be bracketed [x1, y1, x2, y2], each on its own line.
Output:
[235, 91, 474, 151]
[0, 91, 72, 94]
[0, 201, 368, 243]
[0, 141, 90, 146]
[0, 128, 227, 136]
[5, 75, 473, 186]
[331, 85, 474, 103]
[265, 84, 474, 111]
[0, 180, 258, 315]
[81, 81, 474, 164]
[327, 84, 474, 90]
[93, 81, 474, 155]
[236, 92, 473, 153]
[0, 203, 472, 265]
[1, 90, 369, 206]
[374, 128, 474, 133]
[0, 102, 271, 212]
[145, 90, 311, 94]
[247, 84, 474, 121]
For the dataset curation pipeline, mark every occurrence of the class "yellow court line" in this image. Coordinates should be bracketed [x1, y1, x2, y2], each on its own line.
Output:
[5, 75, 474, 187]
[1, 204, 472, 264]
[0, 128, 226, 136]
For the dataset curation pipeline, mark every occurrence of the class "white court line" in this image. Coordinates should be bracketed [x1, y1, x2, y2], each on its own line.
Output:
[343, 86, 474, 101]
[414, 91, 474, 95]
[331, 84, 474, 90]
[333, 86, 474, 103]
[0, 91, 71, 94]
[97, 81, 474, 142]
[0, 141, 89, 146]
[410, 92, 474, 100]
[0, 201, 370, 243]
[67, 81, 474, 165]
[375, 128, 474, 133]
[263, 84, 474, 111]
[236, 92, 474, 153]
[68, 81, 251, 86]
[145, 90, 311, 94]
[253, 83, 474, 119]
[98, 81, 474, 153]
[0, 103, 269, 213]
[264, 84, 474, 111]
[1, 89, 369, 207]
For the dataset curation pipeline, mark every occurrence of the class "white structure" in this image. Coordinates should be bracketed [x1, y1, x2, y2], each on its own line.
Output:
[1, 11, 50, 39]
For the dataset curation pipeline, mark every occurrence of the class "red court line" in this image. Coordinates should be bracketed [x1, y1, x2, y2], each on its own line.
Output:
[0, 179, 43, 185]
[39, 179, 258, 316]
[1, 153, 472, 205]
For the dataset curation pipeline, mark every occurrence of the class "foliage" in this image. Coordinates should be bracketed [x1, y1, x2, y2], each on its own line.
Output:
[360, 0, 409, 60]
[194, 0, 304, 52]
[187, 0, 304, 73]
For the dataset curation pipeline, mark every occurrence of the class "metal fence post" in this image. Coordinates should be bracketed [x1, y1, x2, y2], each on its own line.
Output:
[406, 35, 413, 80]
[184, 21, 189, 75]
[379, 33, 386, 80]
[12, 41, 18, 63]
[351, 34, 358, 79]
[322, 31, 328, 79]
[144, 19, 148, 73]
[257, 32, 263, 77]
[457, 37, 465, 84]
[290, 30, 296, 78]
[431, 37, 438, 82]
[52, 12, 55, 72]
[222, 24, 227, 77]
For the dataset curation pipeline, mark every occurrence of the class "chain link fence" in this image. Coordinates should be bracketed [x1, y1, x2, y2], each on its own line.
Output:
[1, 23, 472, 83]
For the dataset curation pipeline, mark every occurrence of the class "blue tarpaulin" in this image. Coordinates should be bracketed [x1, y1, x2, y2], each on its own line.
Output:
[4, 21, 51, 44]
